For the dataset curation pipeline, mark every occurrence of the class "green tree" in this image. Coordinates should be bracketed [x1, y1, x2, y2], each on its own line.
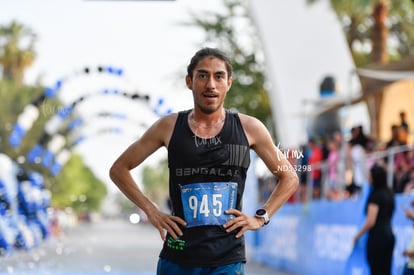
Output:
[0, 79, 58, 164]
[51, 154, 107, 213]
[184, 0, 276, 138]
[309, 0, 414, 65]
[0, 20, 36, 85]
[0, 21, 108, 214]
[142, 159, 169, 209]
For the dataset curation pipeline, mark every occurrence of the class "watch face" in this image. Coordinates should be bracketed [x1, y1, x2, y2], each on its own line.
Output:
[256, 209, 266, 216]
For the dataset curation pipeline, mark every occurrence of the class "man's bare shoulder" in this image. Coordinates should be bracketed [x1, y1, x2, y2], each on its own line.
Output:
[145, 113, 179, 147]
[157, 112, 179, 126]
[237, 113, 270, 147]
[237, 113, 263, 129]
[151, 112, 179, 133]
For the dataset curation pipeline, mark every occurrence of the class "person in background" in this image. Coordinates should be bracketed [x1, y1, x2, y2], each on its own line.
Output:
[400, 111, 409, 136]
[353, 164, 395, 275]
[346, 126, 369, 197]
[401, 169, 414, 194]
[386, 125, 404, 149]
[307, 138, 323, 199]
[325, 138, 341, 200]
[297, 143, 309, 202]
[109, 47, 299, 275]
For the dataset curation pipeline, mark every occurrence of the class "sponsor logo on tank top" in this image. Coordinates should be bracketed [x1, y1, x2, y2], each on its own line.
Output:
[193, 135, 222, 147]
[175, 167, 240, 177]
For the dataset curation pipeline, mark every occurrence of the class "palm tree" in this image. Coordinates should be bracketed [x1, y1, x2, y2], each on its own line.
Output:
[0, 20, 37, 85]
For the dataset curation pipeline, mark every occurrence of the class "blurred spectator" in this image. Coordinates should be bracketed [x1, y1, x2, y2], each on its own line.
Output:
[349, 125, 370, 149]
[308, 138, 323, 199]
[326, 138, 341, 200]
[346, 129, 369, 197]
[291, 121, 412, 201]
[297, 144, 309, 202]
[386, 125, 404, 149]
[353, 164, 395, 275]
[385, 121, 411, 192]
[399, 169, 414, 194]
[400, 111, 409, 134]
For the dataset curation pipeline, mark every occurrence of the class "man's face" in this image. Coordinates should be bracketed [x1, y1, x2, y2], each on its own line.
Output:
[186, 56, 232, 114]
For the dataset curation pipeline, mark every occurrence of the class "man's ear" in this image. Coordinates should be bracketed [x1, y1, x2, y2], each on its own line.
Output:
[185, 75, 192, 90]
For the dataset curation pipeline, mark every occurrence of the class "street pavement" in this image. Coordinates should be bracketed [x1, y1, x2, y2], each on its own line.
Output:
[0, 218, 294, 275]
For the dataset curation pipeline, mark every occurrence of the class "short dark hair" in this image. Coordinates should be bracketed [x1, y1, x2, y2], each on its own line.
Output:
[186, 48, 232, 79]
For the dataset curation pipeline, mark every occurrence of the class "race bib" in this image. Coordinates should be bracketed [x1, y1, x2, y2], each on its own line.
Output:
[180, 182, 238, 228]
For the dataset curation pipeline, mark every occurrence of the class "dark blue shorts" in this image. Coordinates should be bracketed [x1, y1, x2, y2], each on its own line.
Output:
[156, 258, 245, 275]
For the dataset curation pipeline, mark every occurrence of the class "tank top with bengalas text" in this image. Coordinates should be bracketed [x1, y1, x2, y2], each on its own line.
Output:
[159, 109, 250, 268]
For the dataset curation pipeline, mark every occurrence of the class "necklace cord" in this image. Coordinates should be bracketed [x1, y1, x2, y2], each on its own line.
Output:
[188, 110, 225, 139]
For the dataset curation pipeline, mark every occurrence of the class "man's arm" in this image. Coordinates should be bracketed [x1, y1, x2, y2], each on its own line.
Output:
[241, 114, 299, 218]
[223, 114, 299, 237]
[109, 114, 186, 240]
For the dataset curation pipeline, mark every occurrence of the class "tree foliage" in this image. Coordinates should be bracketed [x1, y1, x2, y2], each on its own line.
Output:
[308, 0, 414, 66]
[0, 79, 56, 164]
[142, 159, 169, 209]
[51, 154, 107, 212]
[0, 20, 36, 85]
[0, 21, 107, 214]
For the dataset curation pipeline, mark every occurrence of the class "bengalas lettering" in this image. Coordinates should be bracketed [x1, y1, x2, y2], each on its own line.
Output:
[175, 168, 239, 177]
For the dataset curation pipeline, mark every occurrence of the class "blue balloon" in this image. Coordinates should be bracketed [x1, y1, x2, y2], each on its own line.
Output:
[13, 123, 26, 137]
[41, 150, 54, 168]
[112, 113, 127, 120]
[112, 128, 123, 134]
[8, 132, 22, 147]
[57, 106, 73, 119]
[68, 118, 84, 130]
[44, 87, 57, 98]
[27, 144, 44, 164]
[50, 163, 62, 176]
[115, 68, 123, 76]
[55, 79, 63, 89]
[73, 136, 86, 146]
[8, 123, 27, 147]
[29, 172, 44, 189]
[106, 66, 114, 74]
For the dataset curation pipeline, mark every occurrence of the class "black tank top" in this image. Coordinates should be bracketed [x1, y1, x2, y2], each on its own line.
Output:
[159, 109, 250, 267]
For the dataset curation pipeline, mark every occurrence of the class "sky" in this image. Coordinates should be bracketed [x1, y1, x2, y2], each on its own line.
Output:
[1, 0, 226, 189]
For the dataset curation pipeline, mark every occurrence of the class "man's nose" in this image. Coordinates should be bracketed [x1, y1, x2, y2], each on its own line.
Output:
[205, 76, 216, 89]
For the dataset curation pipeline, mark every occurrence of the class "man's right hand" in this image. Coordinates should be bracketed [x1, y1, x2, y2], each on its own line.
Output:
[147, 210, 187, 241]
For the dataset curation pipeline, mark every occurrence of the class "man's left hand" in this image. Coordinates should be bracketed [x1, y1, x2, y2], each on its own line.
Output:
[222, 209, 263, 238]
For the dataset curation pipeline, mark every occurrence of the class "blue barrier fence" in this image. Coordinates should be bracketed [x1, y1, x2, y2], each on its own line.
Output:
[250, 187, 413, 275]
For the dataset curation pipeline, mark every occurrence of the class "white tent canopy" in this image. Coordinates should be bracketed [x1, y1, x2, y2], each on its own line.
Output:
[249, 0, 371, 147]
[357, 68, 414, 81]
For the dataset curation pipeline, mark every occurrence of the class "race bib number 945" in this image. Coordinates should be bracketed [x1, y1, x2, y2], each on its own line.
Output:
[180, 182, 238, 228]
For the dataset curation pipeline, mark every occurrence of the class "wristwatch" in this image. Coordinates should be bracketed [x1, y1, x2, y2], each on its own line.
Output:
[255, 208, 270, 226]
